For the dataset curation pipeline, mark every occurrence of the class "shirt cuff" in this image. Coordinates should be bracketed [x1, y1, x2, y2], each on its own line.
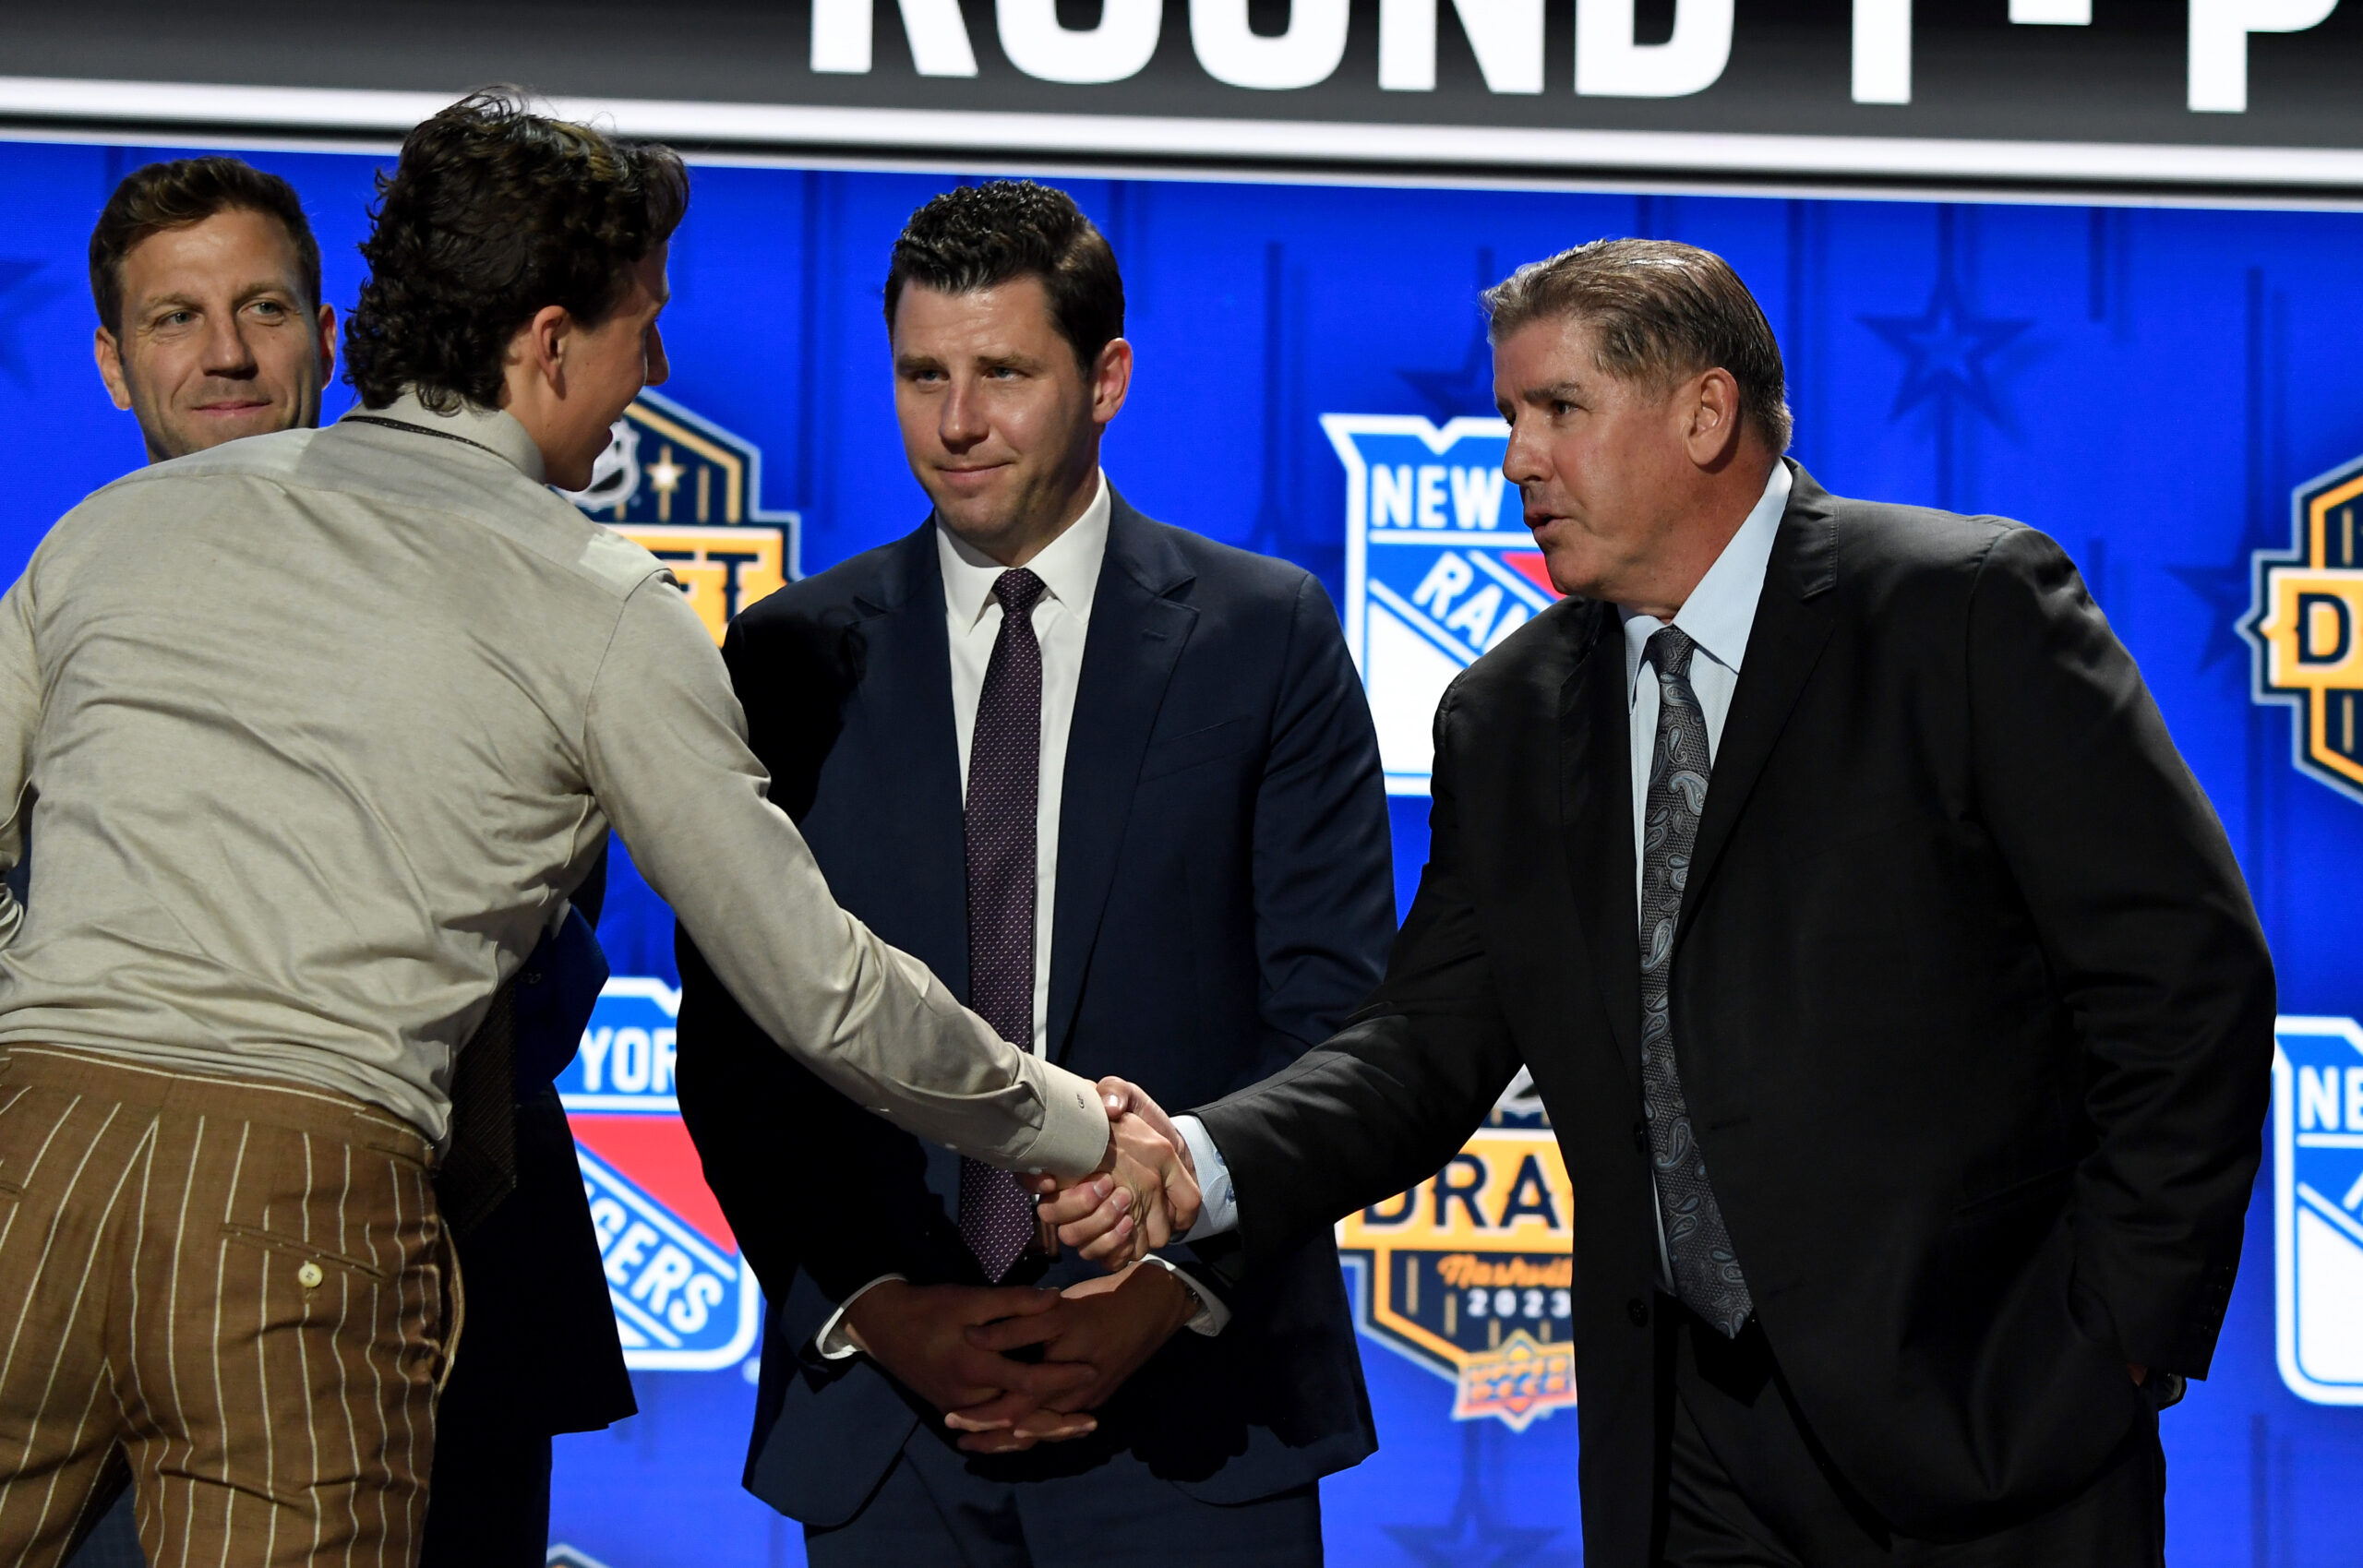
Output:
[813, 1274, 906, 1360]
[1016, 1059, 1113, 1179]
[1173, 1115, 1239, 1240]
[1140, 1254, 1232, 1336]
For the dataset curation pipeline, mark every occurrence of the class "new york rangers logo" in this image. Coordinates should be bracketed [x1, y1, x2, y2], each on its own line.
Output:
[558, 978, 761, 1371]
[2275, 1015, 2363, 1405]
[1324, 415, 1555, 795]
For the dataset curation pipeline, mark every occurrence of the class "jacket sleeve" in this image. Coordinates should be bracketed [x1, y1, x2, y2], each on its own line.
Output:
[1965, 524, 2274, 1378]
[1193, 677, 1527, 1278]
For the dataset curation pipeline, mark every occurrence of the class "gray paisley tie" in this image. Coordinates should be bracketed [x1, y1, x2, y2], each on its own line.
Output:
[1639, 626, 1755, 1337]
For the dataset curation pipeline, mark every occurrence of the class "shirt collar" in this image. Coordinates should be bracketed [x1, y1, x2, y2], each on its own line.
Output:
[1621, 461, 1793, 702]
[936, 471, 1112, 630]
[342, 389, 547, 485]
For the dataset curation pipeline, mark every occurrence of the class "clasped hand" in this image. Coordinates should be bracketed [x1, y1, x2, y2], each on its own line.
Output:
[843, 1083, 1201, 1453]
[1028, 1080, 1198, 1265]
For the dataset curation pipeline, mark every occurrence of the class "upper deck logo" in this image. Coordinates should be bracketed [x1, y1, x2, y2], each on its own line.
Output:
[559, 389, 801, 645]
[557, 977, 761, 1372]
[1325, 415, 1555, 796]
[2246, 454, 2363, 803]
[1334, 1071, 1576, 1430]
[2275, 1016, 2363, 1405]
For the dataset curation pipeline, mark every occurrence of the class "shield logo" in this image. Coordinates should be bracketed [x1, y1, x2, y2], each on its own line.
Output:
[2246, 453, 2363, 803]
[1324, 414, 1554, 796]
[558, 978, 762, 1371]
[558, 389, 802, 645]
[2275, 1015, 2363, 1405]
[1334, 1071, 1577, 1431]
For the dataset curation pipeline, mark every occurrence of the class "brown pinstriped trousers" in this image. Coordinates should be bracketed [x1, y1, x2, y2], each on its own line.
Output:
[0, 1047, 454, 1567]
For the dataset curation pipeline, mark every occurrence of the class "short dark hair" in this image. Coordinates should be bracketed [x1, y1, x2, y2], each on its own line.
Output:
[884, 182, 1123, 372]
[89, 157, 322, 339]
[344, 90, 689, 412]
[1482, 238, 1793, 453]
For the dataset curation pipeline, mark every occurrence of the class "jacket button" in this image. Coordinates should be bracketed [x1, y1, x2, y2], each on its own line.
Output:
[1632, 1121, 1649, 1154]
[1627, 1298, 1649, 1327]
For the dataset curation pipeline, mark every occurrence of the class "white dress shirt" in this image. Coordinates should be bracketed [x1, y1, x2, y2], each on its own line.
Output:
[820, 473, 1229, 1353]
[939, 473, 1110, 1059]
[1177, 462, 1793, 1244]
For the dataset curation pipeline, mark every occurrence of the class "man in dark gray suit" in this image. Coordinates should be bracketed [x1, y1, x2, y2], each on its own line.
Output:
[1062, 238, 2273, 1568]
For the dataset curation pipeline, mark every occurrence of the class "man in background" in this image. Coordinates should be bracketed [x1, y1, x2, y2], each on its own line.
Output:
[70, 154, 634, 1568]
[678, 180, 1391, 1566]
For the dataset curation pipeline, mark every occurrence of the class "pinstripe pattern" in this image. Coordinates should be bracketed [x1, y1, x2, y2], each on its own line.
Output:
[0, 1048, 450, 1568]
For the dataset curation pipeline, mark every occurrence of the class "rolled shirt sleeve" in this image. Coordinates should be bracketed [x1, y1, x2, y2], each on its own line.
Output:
[582, 575, 1110, 1179]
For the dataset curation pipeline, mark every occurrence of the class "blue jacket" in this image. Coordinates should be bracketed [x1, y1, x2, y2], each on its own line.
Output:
[676, 495, 1395, 1520]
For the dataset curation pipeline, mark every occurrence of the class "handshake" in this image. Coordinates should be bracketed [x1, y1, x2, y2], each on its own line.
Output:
[836, 1081, 1207, 1455]
[1030, 1078, 1204, 1264]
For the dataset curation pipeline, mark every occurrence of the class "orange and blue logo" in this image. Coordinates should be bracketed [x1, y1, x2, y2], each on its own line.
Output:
[1333, 1072, 1577, 1431]
[2247, 453, 2363, 803]
[561, 389, 801, 645]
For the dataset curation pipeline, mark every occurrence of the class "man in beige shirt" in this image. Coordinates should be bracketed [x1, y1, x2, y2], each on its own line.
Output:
[0, 93, 1191, 1568]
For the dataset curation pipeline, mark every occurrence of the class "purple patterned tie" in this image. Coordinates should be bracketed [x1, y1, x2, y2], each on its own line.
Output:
[957, 568, 1050, 1282]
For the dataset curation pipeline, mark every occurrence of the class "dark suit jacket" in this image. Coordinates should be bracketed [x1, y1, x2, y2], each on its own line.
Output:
[1193, 465, 2274, 1566]
[436, 870, 635, 1442]
[676, 493, 1394, 1521]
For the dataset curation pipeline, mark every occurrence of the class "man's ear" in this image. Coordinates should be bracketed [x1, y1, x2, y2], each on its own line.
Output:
[93, 327, 134, 413]
[314, 303, 338, 380]
[1684, 366, 1745, 469]
[498, 303, 573, 410]
[1090, 338, 1134, 427]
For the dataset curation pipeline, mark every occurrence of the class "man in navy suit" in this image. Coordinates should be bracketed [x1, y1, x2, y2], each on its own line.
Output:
[674, 180, 1393, 1565]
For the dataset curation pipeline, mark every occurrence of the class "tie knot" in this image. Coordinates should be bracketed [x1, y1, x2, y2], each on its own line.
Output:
[1644, 626, 1697, 682]
[994, 568, 1047, 616]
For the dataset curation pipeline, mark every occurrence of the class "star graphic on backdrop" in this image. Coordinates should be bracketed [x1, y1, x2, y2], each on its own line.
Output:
[1859, 269, 2032, 427]
[0, 260, 64, 389]
[646, 450, 685, 497]
[1384, 1427, 1560, 1568]
[1396, 248, 1501, 422]
[1397, 328, 1498, 423]
[2168, 544, 2273, 674]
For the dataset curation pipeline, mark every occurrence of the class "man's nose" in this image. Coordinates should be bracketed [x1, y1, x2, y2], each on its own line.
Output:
[202, 315, 258, 377]
[643, 324, 670, 389]
[939, 379, 988, 450]
[1502, 419, 1549, 486]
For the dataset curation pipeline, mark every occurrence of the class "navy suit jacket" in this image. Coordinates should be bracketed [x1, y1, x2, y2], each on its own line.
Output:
[675, 494, 1393, 1520]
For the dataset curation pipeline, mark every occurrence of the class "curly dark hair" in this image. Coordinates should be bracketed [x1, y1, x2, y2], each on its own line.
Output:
[344, 90, 689, 411]
[884, 182, 1123, 371]
[90, 157, 321, 339]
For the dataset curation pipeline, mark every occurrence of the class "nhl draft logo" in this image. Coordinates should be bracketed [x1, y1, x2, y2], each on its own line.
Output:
[559, 389, 800, 644]
[1325, 415, 1555, 796]
[557, 978, 761, 1371]
[1334, 1071, 1576, 1431]
[2247, 453, 2363, 803]
[2275, 1015, 2363, 1405]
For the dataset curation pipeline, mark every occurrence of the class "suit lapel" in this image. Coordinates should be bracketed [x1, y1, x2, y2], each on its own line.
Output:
[1560, 603, 1643, 1092]
[1046, 496, 1195, 1063]
[1678, 464, 1841, 947]
[850, 524, 970, 993]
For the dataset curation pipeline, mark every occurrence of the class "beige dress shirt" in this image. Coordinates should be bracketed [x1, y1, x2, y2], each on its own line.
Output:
[0, 393, 1109, 1177]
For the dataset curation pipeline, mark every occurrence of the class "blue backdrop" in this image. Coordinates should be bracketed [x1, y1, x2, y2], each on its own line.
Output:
[6, 137, 2362, 1567]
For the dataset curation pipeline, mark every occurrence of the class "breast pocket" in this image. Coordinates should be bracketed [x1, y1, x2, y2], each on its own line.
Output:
[1139, 715, 1256, 782]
